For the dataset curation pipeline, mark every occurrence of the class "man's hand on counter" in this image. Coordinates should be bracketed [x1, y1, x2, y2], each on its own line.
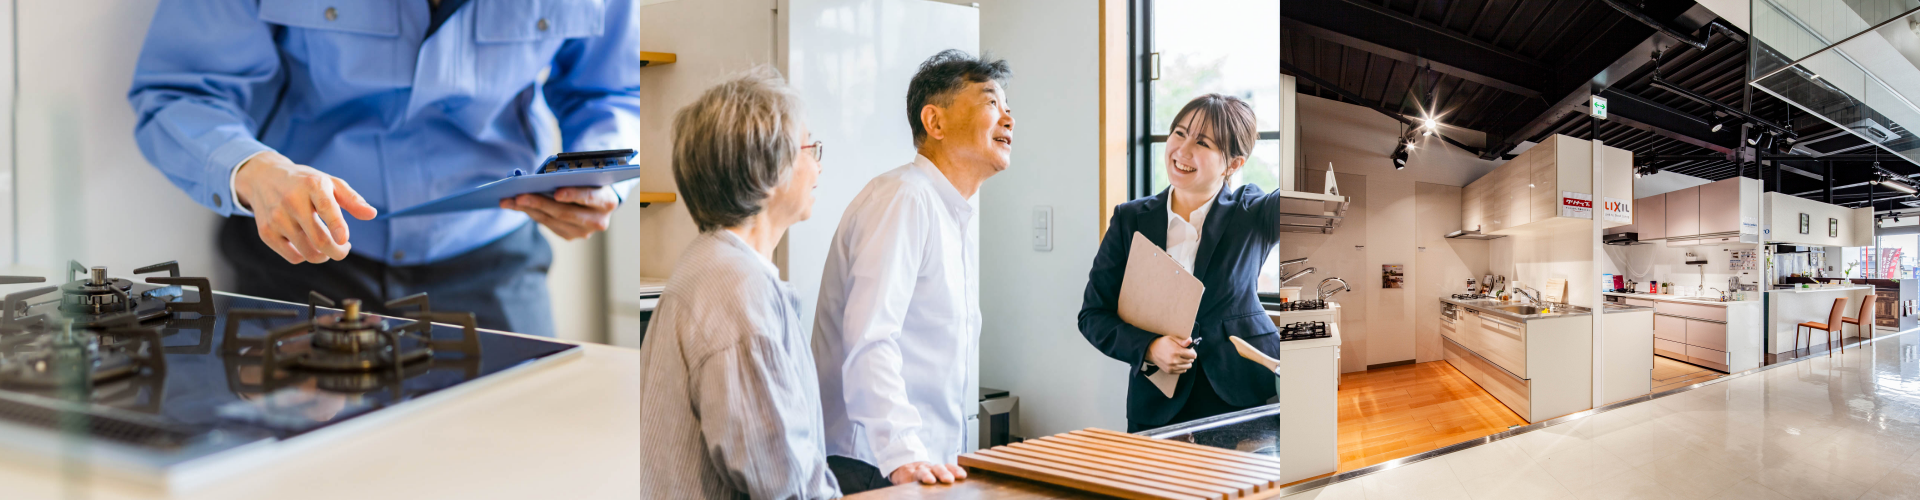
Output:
[1148, 336, 1197, 374]
[501, 186, 617, 241]
[890, 461, 968, 485]
[235, 152, 378, 264]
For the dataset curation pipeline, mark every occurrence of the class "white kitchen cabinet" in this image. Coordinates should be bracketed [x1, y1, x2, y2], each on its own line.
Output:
[1686, 319, 1727, 351]
[1654, 313, 1685, 342]
[1459, 134, 1630, 235]
[1700, 177, 1743, 234]
[1636, 193, 1667, 240]
[1440, 301, 1592, 423]
[1665, 186, 1700, 239]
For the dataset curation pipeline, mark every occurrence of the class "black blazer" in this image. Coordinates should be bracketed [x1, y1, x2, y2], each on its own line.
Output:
[1078, 183, 1286, 427]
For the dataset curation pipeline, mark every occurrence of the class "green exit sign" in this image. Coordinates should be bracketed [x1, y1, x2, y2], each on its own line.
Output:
[1590, 95, 1608, 119]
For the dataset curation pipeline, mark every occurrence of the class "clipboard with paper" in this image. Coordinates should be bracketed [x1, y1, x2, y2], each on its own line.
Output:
[1117, 232, 1206, 398]
[378, 149, 638, 219]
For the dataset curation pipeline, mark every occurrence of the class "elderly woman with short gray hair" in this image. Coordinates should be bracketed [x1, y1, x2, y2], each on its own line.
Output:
[638, 69, 837, 500]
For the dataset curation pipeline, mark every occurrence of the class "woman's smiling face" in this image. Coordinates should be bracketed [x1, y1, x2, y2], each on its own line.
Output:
[1164, 110, 1236, 195]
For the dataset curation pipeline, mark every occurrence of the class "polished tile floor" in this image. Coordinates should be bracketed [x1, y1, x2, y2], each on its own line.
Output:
[1290, 329, 1920, 500]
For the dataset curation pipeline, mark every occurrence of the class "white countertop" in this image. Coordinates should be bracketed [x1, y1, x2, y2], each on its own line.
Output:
[1602, 292, 1758, 305]
[639, 276, 667, 296]
[0, 339, 641, 500]
[1767, 285, 1876, 293]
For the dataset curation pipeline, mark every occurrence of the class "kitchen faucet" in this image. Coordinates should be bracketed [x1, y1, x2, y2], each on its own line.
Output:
[1708, 287, 1727, 301]
[1317, 277, 1351, 302]
[1515, 285, 1541, 304]
[1279, 267, 1315, 287]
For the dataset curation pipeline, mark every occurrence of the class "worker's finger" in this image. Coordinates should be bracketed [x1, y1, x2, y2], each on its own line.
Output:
[517, 206, 589, 240]
[256, 223, 303, 264]
[332, 177, 378, 220]
[516, 193, 611, 232]
[308, 180, 352, 245]
[947, 464, 968, 480]
[916, 465, 938, 484]
[553, 186, 618, 211]
[1173, 349, 1197, 361]
[291, 202, 346, 261]
[271, 210, 324, 263]
[931, 464, 956, 483]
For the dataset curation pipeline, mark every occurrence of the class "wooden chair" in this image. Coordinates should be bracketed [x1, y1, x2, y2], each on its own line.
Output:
[1798, 297, 1848, 357]
[1841, 294, 1878, 350]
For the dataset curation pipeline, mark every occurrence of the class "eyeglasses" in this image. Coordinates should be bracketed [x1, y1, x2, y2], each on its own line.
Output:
[801, 141, 824, 162]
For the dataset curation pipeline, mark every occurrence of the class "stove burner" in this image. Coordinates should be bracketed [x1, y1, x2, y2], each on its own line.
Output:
[0, 261, 216, 329]
[226, 292, 480, 376]
[1279, 321, 1330, 342]
[1452, 294, 1495, 300]
[1272, 300, 1328, 311]
[0, 325, 165, 391]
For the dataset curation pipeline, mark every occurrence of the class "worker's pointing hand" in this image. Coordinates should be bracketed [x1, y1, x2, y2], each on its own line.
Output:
[234, 152, 379, 264]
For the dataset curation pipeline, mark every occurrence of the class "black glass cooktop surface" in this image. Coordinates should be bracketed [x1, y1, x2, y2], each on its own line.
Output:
[0, 266, 579, 473]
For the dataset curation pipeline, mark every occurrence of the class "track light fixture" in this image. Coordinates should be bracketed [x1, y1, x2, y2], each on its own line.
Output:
[1871, 165, 1919, 194]
[1391, 144, 1409, 170]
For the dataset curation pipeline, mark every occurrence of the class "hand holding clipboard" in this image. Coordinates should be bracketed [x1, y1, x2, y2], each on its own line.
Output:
[1116, 232, 1205, 397]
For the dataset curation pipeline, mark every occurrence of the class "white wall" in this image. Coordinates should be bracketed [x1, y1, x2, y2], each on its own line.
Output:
[1601, 240, 1765, 295]
[973, 0, 1127, 437]
[1283, 94, 1501, 371]
[638, 0, 775, 281]
[9, 1, 612, 344]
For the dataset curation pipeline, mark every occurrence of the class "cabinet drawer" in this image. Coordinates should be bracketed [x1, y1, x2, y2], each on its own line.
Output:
[1622, 298, 1655, 308]
[1655, 338, 1687, 359]
[1463, 310, 1528, 378]
[1444, 336, 1531, 421]
[1685, 319, 1727, 351]
[1687, 345, 1729, 372]
[1654, 302, 1727, 321]
[1654, 314, 1686, 342]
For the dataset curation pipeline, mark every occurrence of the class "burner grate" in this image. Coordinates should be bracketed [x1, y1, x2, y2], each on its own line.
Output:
[1272, 300, 1328, 311]
[1279, 321, 1330, 342]
[1451, 294, 1495, 300]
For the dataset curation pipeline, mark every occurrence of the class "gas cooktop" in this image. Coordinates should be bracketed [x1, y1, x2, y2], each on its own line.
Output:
[0, 261, 580, 489]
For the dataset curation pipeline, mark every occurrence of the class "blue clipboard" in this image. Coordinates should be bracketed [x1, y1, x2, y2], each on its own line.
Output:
[379, 149, 639, 219]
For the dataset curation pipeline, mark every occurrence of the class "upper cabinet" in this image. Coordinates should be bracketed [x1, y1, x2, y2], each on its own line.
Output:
[1460, 135, 1629, 234]
[1635, 193, 1667, 240]
[1627, 177, 1761, 245]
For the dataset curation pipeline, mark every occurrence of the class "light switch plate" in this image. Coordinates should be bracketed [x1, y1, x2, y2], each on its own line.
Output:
[1032, 205, 1052, 251]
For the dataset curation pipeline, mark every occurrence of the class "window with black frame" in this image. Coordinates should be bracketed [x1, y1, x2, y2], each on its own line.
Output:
[1132, 0, 1283, 291]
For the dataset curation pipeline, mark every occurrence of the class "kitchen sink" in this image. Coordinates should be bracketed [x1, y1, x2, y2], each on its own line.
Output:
[1494, 305, 1551, 315]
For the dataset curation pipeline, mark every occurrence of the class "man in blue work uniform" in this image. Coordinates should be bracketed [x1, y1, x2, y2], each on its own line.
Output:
[128, 0, 638, 337]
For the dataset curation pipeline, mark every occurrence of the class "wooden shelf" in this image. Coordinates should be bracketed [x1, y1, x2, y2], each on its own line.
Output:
[641, 52, 677, 67]
[636, 192, 677, 207]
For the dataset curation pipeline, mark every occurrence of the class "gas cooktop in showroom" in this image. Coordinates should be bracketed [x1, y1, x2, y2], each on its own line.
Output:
[0, 261, 580, 490]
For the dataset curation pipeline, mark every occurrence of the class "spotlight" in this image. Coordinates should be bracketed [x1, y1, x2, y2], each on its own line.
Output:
[1872, 169, 1919, 194]
[1709, 117, 1737, 133]
[1753, 132, 1776, 153]
[1771, 135, 1793, 155]
[1391, 143, 1409, 170]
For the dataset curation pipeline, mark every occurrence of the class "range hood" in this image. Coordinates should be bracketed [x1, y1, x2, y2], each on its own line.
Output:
[1276, 190, 1350, 234]
[1604, 232, 1645, 245]
[1444, 228, 1506, 240]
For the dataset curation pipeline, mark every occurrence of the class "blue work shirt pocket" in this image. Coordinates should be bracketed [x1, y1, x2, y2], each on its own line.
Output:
[259, 0, 411, 94]
[474, 0, 605, 92]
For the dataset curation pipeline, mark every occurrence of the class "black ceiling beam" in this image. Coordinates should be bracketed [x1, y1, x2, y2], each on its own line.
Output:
[1280, 17, 1541, 98]
[1281, 0, 1552, 97]
[1597, 87, 1741, 153]
[1488, 3, 1718, 160]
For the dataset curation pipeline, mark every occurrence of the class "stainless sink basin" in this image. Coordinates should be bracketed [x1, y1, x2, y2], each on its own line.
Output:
[1494, 305, 1551, 315]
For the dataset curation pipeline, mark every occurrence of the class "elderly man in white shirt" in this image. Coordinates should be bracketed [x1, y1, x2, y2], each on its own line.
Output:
[812, 49, 1014, 493]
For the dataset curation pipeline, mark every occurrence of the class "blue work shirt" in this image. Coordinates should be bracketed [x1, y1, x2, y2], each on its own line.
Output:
[129, 0, 639, 265]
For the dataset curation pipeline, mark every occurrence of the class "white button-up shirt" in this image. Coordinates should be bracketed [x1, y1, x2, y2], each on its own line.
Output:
[1166, 190, 1217, 273]
[813, 155, 981, 476]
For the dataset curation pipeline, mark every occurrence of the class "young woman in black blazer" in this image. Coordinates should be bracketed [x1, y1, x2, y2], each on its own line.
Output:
[1079, 94, 1288, 431]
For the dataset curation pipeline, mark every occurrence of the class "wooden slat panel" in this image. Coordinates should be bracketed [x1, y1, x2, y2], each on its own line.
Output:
[978, 449, 1225, 499]
[1080, 429, 1282, 467]
[1051, 433, 1281, 481]
[959, 452, 1206, 500]
[1019, 439, 1271, 490]
[997, 443, 1249, 498]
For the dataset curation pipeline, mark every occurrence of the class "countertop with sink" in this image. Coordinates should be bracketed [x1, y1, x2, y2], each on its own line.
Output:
[1602, 291, 1758, 304]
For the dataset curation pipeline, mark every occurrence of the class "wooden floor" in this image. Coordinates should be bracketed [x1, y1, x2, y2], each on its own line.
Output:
[1335, 361, 1526, 472]
[1651, 355, 1724, 393]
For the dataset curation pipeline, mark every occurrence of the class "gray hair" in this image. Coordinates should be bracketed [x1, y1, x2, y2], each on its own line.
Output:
[907, 49, 1011, 147]
[671, 68, 804, 233]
